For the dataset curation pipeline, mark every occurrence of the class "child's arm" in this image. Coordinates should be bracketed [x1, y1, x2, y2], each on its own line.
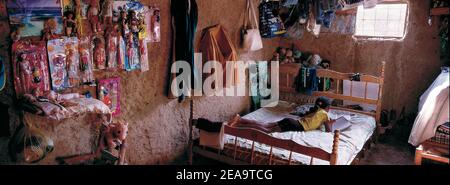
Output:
[324, 119, 336, 132]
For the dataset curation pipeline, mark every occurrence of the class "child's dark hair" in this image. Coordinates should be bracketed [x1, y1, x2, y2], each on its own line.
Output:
[315, 96, 331, 109]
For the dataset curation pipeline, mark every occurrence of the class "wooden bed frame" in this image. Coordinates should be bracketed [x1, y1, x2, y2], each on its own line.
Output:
[189, 62, 386, 165]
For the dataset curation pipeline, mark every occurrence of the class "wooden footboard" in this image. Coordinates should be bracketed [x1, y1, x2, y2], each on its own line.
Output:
[192, 124, 340, 165]
[189, 62, 385, 165]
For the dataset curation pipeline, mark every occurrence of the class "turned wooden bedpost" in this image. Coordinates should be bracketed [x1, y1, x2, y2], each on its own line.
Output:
[330, 130, 340, 165]
[375, 62, 386, 142]
[414, 145, 423, 165]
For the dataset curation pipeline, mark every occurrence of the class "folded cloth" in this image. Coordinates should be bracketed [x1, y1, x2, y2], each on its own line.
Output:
[437, 122, 449, 134]
[197, 119, 225, 150]
[196, 118, 223, 133]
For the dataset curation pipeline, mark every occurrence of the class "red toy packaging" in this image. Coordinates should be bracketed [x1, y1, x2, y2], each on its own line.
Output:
[12, 40, 51, 97]
[98, 77, 121, 117]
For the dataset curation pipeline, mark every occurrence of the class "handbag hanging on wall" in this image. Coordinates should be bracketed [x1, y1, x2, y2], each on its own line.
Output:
[241, 0, 263, 51]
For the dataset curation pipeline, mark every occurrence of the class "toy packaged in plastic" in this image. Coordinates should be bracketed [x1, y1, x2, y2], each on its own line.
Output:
[79, 36, 95, 85]
[98, 77, 121, 117]
[124, 33, 141, 71]
[12, 40, 51, 97]
[118, 35, 126, 70]
[106, 25, 120, 71]
[47, 38, 68, 91]
[140, 40, 149, 72]
[92, 36, 106, 70]
[63, 37, 80, 87]
[147, 6, 160, 42]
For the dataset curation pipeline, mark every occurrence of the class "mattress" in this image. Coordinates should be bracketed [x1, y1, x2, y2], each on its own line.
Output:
[223, 101, 376, 165]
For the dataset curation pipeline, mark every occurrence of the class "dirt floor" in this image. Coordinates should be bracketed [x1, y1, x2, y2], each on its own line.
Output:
[359, 131, 416, 165]
[1, 128, 443, 165]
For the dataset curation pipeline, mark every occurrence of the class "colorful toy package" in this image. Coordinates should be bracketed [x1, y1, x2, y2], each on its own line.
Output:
[98, 77, 121, 117]
[79, 36, 95, 85]
[92, 36, 106, 70]
[63, 37, 80, 87]
[47, 38, 68, 91]
[140, 40, 149, 72]
[113, 0, 148, 72]
[12, 40, 51, 97]
[124, 32, 141, 71]
[147, 6, 160, 43]
[118, 35, 127, 70]
[106, 33, 119, 70]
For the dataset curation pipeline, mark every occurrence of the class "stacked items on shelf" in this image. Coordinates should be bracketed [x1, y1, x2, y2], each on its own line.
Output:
[428, 122, 449, 145]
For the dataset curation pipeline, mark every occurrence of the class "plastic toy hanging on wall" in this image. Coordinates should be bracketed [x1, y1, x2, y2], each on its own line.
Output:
[92, 35, 107, 70]
[106, 25, 120, 71]
[147, 6, 160, 43]
[12, 40, 51, 97]
[112, 0, 151, 71]
[98, 77, 121, 117]
[64, 37, 81, 87]
[47, 38, 68, 91]
[79, 36, 95, 85]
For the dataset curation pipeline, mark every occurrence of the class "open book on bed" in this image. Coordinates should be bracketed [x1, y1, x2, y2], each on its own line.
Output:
[328, 116, 352, 132]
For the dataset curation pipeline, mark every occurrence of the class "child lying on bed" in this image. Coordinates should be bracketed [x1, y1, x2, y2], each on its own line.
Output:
[228, 97, 336, 133]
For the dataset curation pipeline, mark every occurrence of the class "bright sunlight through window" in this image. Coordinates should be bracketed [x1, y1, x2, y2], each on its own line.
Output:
[355, 3, 408, 38]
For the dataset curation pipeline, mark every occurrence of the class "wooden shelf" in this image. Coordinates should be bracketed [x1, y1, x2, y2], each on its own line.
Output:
[431, 7, 450, 15]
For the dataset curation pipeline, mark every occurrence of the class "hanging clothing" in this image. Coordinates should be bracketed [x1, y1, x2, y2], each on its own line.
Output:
[409, 69, 450, 146]
[318, 77, 331, 91]
[295, 67, 318, 95]
[315, 0, 337, 28]
[198, 25, 238, 87]
[169, 0, 198, 100]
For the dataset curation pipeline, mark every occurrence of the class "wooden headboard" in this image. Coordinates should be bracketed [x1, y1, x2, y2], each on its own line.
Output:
[279, 62, 386, 124]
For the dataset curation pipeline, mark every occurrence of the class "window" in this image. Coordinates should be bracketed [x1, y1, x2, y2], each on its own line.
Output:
[355, 3, 408, 38]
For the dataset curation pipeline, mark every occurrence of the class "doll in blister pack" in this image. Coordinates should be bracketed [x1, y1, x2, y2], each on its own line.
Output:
[64, 38, 81, 87]
[126, 34, 134, 68]
[101, 0, 114, 24]
[13, 41, 51, 96]
[66, 48, 78, 86]
[106, 25, 119, 70]
[64, 11, 77, 37]
[79, 37, 94, 85]
[93, 37, 106, 70]
[88, 0, 102, 33]
[18, 54, 33, 94]
[149, 7, 160, 42]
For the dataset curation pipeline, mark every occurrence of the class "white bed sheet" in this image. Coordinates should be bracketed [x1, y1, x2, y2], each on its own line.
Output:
[224, 101, 376, 165]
